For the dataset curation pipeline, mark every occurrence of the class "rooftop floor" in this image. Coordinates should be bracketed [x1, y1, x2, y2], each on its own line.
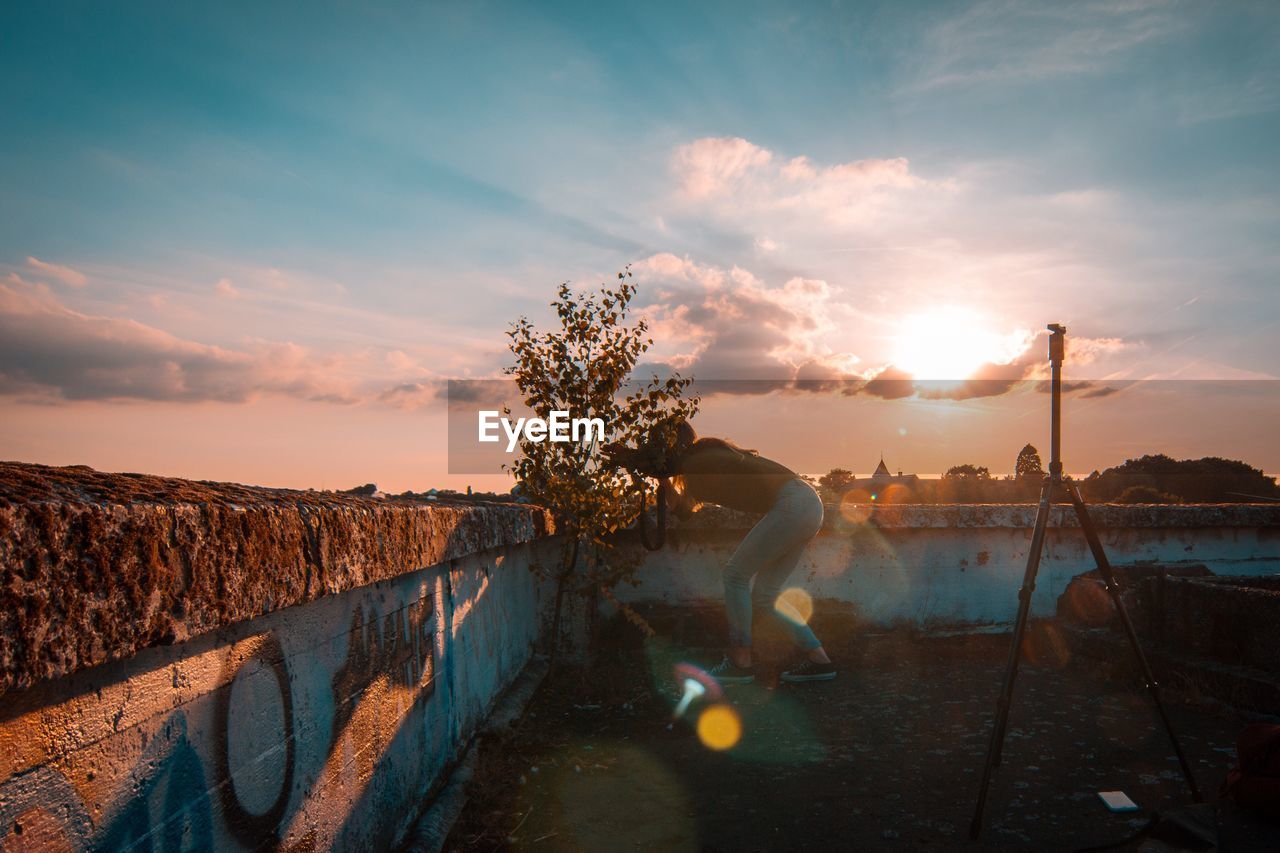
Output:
[448, 630, 1277, 851]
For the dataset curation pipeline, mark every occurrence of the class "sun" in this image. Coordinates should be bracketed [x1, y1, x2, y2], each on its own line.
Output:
[891, 308, 1025, 380]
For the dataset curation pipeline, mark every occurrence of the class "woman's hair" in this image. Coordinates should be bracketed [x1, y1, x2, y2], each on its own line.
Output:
[658, 418, 756, 462]
[673, 418, 697, 452]
[665, 419, 756, 511]
[631, 418, 759, 484]
[689, 435, 756, 457]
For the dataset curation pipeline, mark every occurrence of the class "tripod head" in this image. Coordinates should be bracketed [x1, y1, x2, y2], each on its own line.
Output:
[1047, 323, 1066, 363]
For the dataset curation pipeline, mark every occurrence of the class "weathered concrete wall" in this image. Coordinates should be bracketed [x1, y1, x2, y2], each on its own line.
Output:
[0, 463, 562, 851]
[614, 504, 1280, 628]
[1141, 575, 1280, 675]
[0, 462, 555, 696]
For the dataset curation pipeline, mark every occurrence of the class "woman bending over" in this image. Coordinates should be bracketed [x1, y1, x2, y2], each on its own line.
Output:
[624, 419, 835, 685]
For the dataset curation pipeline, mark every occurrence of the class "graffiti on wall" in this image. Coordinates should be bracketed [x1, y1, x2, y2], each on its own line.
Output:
[0, 585, 440, 852]
[213, 632, 297, 850]
[0, 711, 212, 852]
[326, 591, 437, 787]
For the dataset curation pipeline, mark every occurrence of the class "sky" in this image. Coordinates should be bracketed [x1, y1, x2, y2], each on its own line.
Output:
[2, 0, 1278, 492]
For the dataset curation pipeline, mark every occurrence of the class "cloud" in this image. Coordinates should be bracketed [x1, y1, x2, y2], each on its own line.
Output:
[909, 0, 1184, 91]
[1064, 335, 1130, 364]
[631, 253, 860, 387]
[214, 277, 241, 299]
[627, 253, 1145, 402]
[671, 137, 936, 227]
[0, 274, 377, 404]
[1176, 70, 1280, 124]
[674, 137, 773, 199]
[855, 334, 1044, 401]
[26, 256, 88, 287]
[912, 331, 1140, 400]
[1080, 384, 1121, 398]
[858, 329, 1138, 401]
[1046, 188, 1115, 209]
[378, 381, 442, 409]
[658, 135, 1238, 381]
[860, 366, 917, 400]
[439, 378, 512, 407]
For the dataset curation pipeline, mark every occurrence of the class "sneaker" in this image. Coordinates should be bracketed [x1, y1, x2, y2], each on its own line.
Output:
[708, 656, 756, 685]
[781, 659, 836, 683]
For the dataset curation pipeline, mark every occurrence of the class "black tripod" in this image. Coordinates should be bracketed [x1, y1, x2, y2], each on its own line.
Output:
[969, 323, 1202, 840]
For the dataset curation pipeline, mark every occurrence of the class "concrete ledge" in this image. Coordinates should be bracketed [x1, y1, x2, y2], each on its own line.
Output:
[618, 503, 1280, 628]
[0, 462, 555, 696]
[678, 501, 1280, 531]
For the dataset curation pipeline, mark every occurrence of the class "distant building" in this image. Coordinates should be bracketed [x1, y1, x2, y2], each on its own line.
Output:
[850, 458, 920, 499]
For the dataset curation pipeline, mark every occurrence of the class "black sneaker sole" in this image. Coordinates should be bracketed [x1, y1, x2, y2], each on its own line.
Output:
[780, 671, 836, 683]
[715, 674, 756, 685]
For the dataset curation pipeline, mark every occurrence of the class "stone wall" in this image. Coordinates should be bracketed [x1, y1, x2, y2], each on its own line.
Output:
[1141, 575, 1280, 675]
[0, 463, 561, 851]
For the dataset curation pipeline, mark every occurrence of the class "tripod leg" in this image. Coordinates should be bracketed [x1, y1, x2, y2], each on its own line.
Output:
[1064, 481, 1203, 803]
[970, 478, 1055, 839]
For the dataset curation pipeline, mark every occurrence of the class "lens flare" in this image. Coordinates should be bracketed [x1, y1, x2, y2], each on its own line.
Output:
[839, 489, 873, 524]
[696, 704, 742, 751]
[880, 483, 915, 504]
[774, 587, 814, 626]
[672, 677, 706, 719]
[670, 662, 723, 720]
[1023, 621, 1072, 669]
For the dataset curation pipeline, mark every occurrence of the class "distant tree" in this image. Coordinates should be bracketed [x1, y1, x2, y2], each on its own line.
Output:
[1081, 455, 1280, 503]
[1015, 444, 1044, 483]
[819, 468, 857, 500]
[1012, 444, 1046, 501]
[939, 464, 994, 502]
[943, 464, 992, 481]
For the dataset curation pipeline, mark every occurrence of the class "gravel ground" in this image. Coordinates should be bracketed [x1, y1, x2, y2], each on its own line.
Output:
[446, 628, 1272, 852]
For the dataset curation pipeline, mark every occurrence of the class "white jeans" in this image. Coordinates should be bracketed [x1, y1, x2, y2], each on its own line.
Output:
[722, 478, 824, 650]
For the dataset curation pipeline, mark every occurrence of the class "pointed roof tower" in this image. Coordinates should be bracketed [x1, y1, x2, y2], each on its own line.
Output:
[872, 457, 892, 480]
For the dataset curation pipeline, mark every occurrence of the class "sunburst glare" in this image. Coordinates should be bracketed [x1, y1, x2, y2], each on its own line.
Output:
[891, 308, 1029, 380]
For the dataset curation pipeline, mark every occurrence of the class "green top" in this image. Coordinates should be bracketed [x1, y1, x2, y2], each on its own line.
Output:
[675, 442, 799, 514]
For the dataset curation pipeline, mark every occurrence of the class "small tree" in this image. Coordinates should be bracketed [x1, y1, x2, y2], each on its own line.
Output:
[818, 468, 857, 500]
[943, 464, 992, 481]
[505, 270, 698, 660]
[940, 464, 993, 503]
[1014, 444, 1044, 483]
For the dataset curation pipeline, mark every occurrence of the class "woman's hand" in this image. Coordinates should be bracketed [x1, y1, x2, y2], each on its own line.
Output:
[603, 440, 671, 478]
[670, 485, 696, 521]
[602, 440, 643, 472]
